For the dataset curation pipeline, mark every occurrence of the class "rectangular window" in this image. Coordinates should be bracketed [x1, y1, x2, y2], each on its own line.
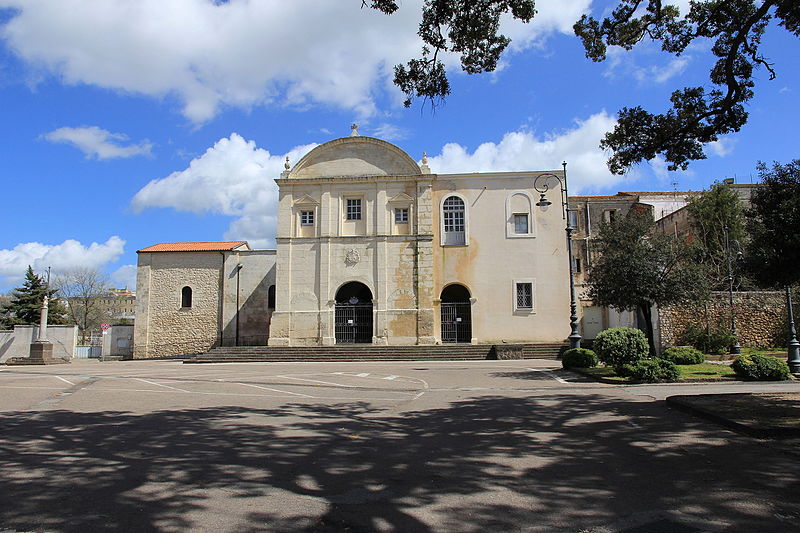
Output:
[443, 210, 464, 232]
[513, 213, 529, 234]
[573, 257, 582, 273]
[568, 210, 579, 230]
[346, 198, 361, 220]
[300, 210, 314, 225]
[516, 282, 533, 309]
[603, 209, 617, 223]
[394, 207, 409, 224]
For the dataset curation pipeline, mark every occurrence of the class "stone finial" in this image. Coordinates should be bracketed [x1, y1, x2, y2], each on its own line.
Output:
[350, 123, 360, 136]
[420, 151, 431, 174]
[284, 156, 290, 170]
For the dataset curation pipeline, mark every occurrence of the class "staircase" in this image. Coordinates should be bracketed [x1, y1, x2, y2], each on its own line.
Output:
[184, 343, 567, 363]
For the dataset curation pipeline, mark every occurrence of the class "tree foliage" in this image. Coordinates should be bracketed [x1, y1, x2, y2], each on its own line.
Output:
[686, 181, 747, 290]
[53, 267, 111, 343]
[745, 159, 800, 288]
[368, 0, 798, 173]
[587, 209, 707, 354]
[0, 266, 68, 328]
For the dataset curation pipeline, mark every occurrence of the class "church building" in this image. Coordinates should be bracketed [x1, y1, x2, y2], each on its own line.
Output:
[134, 129, 571, 358]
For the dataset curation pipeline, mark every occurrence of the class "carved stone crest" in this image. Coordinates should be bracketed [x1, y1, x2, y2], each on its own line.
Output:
[344, 248, 360, 266]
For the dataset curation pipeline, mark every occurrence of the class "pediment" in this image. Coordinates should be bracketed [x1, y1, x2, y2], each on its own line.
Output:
[293, 194, 319, 206]
[288, 137, 421, 179]
[387, 192, 414, 204]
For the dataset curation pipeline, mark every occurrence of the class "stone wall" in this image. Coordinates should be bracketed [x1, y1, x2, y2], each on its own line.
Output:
[659, 291, 795, 348]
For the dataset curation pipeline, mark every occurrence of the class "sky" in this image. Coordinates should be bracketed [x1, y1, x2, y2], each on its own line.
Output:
[0, 0, 797, 292]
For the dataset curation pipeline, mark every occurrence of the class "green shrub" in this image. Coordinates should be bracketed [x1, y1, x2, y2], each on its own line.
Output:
[662, 346, 705, 365]
[593, 327, 649, 372]
[625, 359, 680, 383]
[679, 324, 736, 355]
[561, 348, 599, 369]
[732, 354, 790, 381]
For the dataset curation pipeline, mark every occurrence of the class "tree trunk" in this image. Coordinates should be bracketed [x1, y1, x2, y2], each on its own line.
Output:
[638, 302, 657, 358]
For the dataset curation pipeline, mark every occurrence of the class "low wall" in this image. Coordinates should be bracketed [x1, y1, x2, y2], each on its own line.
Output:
[0, 325, 79, 362]
[659, 291, 794, 349]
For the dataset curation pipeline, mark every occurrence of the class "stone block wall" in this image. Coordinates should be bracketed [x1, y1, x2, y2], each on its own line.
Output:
[659, 291, 794, 349]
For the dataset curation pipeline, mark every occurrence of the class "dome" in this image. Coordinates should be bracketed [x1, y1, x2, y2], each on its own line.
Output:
[288, 136, 422, 179]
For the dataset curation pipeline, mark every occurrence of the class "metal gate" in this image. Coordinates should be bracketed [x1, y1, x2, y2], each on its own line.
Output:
[335, 303, 373, 344]
[441, 302, 471, 343]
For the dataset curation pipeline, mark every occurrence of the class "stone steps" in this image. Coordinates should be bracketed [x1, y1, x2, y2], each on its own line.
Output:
[184, 343, 567, 363]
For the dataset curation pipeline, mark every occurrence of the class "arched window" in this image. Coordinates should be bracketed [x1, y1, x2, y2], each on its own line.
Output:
[442, 195, 466, 245]
[181, 286, 192, 308]
[268, 285, 276, 309]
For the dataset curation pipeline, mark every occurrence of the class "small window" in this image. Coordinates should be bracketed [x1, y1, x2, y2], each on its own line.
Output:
[181, 286, 192, 308]
[268, 285, 275, 309]
[300, 210, 314, 226]
[395, 207, 409, 224]
[603, 209, 617, 223]
[568, 210, 579, 230]
[573, 257, 582, 274]
[513, 213, 529, 234]
[516, 282, 533, 309]
[346, 198, 362, 220]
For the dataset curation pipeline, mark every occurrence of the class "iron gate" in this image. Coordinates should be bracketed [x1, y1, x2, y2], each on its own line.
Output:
[335, 303, 373, 344]
[441, 302, 471, 343]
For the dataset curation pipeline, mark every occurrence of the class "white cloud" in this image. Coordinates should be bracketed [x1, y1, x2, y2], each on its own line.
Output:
[0, 236, 125, 287]
[707, 138, 735, 157]
[0, 0, 585, 122]
[427, 111, 646, 194]
[43, 126, 152, 159]
[110, 264, 137, 291]
[132, 133, 316, 249]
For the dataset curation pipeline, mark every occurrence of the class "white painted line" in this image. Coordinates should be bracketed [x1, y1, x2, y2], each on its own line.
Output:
[527, 368, 568, 384]
[54, 376, 75, 386]
[234, 382, 316, 398]
[134, 378, 191, 393]
[356, 373, 370, 377]
[276, 375, 359, 388]
[627, 419, 641, 428]
[382, 375, 398, 380]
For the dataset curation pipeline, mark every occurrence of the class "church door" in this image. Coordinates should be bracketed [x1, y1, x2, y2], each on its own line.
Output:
[440, 284, 471, 343]
[335, 282, 373, 344]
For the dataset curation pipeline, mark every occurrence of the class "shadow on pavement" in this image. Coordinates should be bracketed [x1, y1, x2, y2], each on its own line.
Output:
[1, 394, 798, 532]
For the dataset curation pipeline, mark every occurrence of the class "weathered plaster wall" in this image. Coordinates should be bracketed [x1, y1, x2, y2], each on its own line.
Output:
[0, 325, 78, 362]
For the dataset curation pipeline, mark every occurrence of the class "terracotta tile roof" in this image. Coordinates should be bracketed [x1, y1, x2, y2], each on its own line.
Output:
[137, 241, 249, 253]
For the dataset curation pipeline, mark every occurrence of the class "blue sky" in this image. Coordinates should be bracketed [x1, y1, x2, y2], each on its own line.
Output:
[0, 0, 797, 292]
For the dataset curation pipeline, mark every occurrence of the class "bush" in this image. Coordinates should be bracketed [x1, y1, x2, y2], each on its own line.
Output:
[561, 348, 599, 369]
[624, 359, 681, 383]
[662, 346, 705, 365]
[732, 354, 791, 381]
[679, 324, 736, 355]
[593, 327, 649, 372]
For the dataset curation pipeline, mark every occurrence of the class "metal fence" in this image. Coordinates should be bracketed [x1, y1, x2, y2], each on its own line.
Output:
[74, 346, 101, 358]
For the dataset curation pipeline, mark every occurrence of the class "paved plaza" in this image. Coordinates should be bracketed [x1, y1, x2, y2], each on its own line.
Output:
[1, 358, 799, 532]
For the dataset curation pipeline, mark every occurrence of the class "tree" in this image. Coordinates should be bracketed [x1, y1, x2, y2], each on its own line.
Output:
[53, 267, 111, 344]
[367, 0, 798, 173]
[587, 209, 707, 355]
[685, 181, 747, 290]
[0, 266, 68, 328]
[745, 159, 800, 288]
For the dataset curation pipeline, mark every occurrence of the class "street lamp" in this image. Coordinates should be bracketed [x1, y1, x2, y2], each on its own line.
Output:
[786, 286, 800, 373]
[534, 162, 581, 350]
[722, 225, 742, 355]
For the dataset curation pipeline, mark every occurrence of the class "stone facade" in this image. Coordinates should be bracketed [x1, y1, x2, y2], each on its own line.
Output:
[658, 291, 794, 349]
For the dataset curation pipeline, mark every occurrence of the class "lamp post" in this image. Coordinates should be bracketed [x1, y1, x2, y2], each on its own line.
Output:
[534, 162, 581, 350]
[722, 226, 741, 355]
[787, 286, 800, 373]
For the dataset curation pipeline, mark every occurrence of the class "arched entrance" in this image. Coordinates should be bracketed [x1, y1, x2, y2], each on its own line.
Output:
[335, 282, 373, 344]
[440, 284, 472, 343]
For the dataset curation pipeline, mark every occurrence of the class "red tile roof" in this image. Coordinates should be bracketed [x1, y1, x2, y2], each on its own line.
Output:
[137, 241, 249, 253]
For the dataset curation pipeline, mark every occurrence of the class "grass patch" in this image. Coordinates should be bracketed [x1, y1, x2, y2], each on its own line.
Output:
[579, 362, 736, 381]
[677, 362, 736, 380]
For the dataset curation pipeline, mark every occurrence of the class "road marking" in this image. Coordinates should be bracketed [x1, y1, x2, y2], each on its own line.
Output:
[54, 376, 75, 386]
[382, 375, 398, 380]
[527, 368, 568, 384]
[276, 375, 359, 388]
[234, 382, 316, 398]
[134, 378, 191, 393]
[356, 373, 370, 377]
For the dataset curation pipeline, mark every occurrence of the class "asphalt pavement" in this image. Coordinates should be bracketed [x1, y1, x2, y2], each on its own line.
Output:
[1, 358, 798, 532]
